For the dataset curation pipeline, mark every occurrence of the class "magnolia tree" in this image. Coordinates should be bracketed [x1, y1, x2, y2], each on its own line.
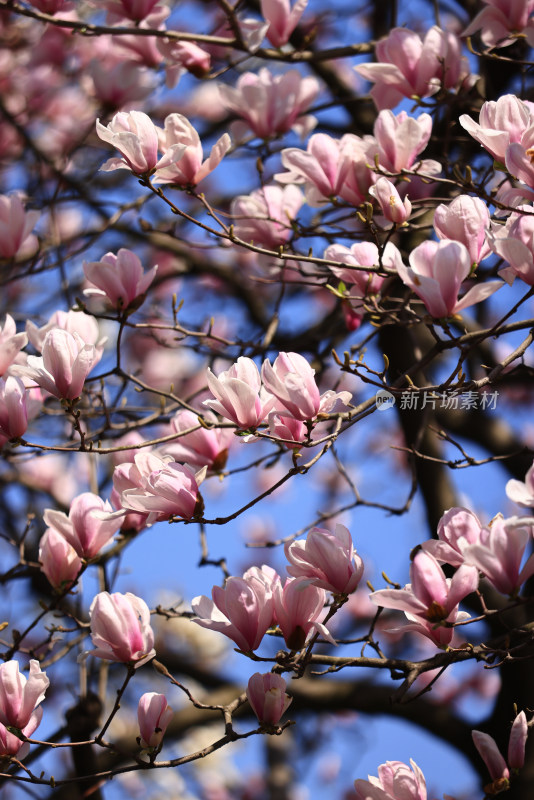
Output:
[1, 0, 534, 797]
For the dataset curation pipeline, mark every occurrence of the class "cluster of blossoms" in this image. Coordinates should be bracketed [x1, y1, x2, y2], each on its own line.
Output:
[370, 462, 534, 648]
[39, 492, 123, 590]
[204, 352, 351, 444]
[192, 523, 363, 652]
[353, 709, 530, 799]
[96, 110, 231, 187]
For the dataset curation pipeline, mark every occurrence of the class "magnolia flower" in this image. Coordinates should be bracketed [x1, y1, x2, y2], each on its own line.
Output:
[0, 376, 29, 439]
[191, 570, 276, 652]
[434, 195, 492, 264]
[260, 0, 308, 47]
[247, 673, 292, 726]
[462, 516, 534, 597]
[276, 133, 376, 206]
[488, 206, 534, 286]
[506, 460, 534, 506]
[324, 241, 401, 304]
[373, 109, 440, 175]
[0, 660, 49, 731]
[113, 451, 205, 523]
[231, 184, 304, 250]
[463, 0, 534, 48]
[43, 492, 121, 559]
[219, 69, 318, 141]
[163, 409, 233, 472]
[13, 329, 102, 400]
[153, 113, 231, 187]
[83, 249, 158, 311]
[273, 577, 336, 649]
[0, 195, 39, 260]
[354, 759, 428, 800]
[137, 692, 173, 751]
[472, 711, 528, 796]
[370, 550, 479, 647]
[355, 26, 474, 110]
[369, 177, 412, 224]
[204, 356, 274, 430]
[396, 240, 502, 318]
[0, 315, 28, 377]
[96, 110, 184, 175]
[261, 352, 351, 422]
[459, 94, 534, 163]
[26, 310, 104, 355]
[89, 591, 156, 667]
[285, 524, 364, 595]
[421, 507, 484, 566]
[39, 528, 82, 591]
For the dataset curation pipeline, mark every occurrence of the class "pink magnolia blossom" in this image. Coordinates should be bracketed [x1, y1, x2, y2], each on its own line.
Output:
[324, 241, 400, 303]
[463, 0, 534, 49]
[462, 515, 534, 597]
[396, 240, 502, 318]
[0, 377, 28, 439]
[26, 310, 104, 355]
[0, 195, 39, 260]
[434, 195, 492, 264]
[276, 133, 376, 206]
[111, 8, 167, 68]
[488, 206, 534, 286]
[247, 673, 292, 726]
[191, 570, 276, 652]
[472, 712, 528, 795]
[219, 69, 318, 141]
[370, 550, 479, 647]
[153, 113, 231, 187]
[0, 715, 41, 760]
[89, 61, 156, 110]
[83, 248, 158, 311]
[273, 577, 335, 650]
[137, 692, 173, 751]
[355, 26, 473, 110]
[89, 591, 156, 667]
[505, 125, 534, 188]
[231, 184, 304, 249]
[113, 451, 205, 523]
[285, 524, 364, 595]
[354, 759, 427, 800]
[163, 409, 233, 472]
[373, 110, 440, 175]
[0, 315, 27, 377]
[43, 492, 121, 559]
[157, 38, 211, 86]
[260, 0, 308, 47]
[0, 660, 49, 731]
[15, 328, 102, 400]
[261, 352, 351, 422]
[96, 110, 185, 176]
[506, 460, 534, 506]
[267, 412, 308, 447]
[204, 356, 274, 430]
[421, 507, 484, 566]
[459, 94, 534, 163]
[369, 177, 412, 224]
[39, 528, 82, 591]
